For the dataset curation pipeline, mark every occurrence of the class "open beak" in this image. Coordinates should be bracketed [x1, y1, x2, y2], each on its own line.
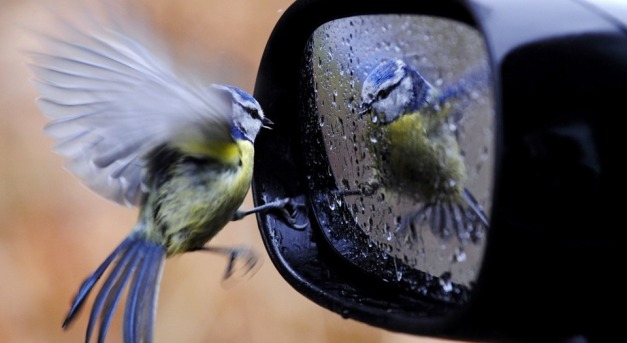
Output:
[262, 116, 274, 129]
[358, 101, 372, 116]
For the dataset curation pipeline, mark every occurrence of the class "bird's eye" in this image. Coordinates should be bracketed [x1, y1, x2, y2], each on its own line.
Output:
[246, 107, 261, 120]
[376, 86, 393, 101]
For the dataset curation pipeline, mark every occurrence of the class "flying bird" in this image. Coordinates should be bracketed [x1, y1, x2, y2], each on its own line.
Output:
[27, 4, 301, 342]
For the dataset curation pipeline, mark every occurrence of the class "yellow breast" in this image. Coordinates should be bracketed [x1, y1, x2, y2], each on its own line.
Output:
[143, 139, 255, 256]
[373, 111, 466, 203]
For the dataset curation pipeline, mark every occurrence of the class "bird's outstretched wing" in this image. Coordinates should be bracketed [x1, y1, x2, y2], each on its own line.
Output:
[27, 5, 233, 207]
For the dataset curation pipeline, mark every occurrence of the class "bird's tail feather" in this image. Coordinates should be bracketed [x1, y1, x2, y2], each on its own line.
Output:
[62, 236, 166, 343]
[462, 188, 489, 228]
[406, 190, 489, 244]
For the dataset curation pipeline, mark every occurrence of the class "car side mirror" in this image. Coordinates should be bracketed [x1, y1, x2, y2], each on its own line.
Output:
[252, 0, 626, 341]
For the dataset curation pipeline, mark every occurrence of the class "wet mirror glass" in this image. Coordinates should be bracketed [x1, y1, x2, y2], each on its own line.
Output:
[301, 15, 495, 293]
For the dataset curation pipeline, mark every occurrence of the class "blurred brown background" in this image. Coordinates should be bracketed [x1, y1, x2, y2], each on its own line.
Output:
[0, 1, 462, 342]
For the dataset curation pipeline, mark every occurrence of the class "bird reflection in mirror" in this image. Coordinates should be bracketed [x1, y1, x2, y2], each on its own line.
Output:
[353, 59, 489, 244]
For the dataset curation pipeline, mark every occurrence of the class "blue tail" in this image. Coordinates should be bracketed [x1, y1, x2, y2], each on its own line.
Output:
[62, 236, 166, 343]
[462, 188, 490, 228]
[406, 189, 489, 245]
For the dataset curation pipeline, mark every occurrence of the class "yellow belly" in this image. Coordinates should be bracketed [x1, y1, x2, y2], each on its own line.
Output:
[374, 113, 466, 203]
[143, 140, 255, 256]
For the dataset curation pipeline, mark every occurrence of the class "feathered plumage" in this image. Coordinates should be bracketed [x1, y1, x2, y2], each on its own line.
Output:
[360, 59, 490, 244]
[27, 4, 276, 342]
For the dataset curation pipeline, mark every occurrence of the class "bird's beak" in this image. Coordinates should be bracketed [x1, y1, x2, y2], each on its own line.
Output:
[358, 101, 372, 116]
[262, 117, 274, 129]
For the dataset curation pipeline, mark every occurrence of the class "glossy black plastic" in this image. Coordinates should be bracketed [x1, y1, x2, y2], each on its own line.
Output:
[252, 0, 626, 341]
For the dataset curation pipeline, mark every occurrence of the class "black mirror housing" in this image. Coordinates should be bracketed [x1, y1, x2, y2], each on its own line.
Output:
[252, 0, 627, 341]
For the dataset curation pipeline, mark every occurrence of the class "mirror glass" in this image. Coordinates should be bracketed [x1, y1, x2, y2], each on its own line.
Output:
[301, 15, 495, 290]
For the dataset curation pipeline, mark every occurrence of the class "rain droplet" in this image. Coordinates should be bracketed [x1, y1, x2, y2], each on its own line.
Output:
[439, 272, 453, 292]
[453, 247, 467, 263]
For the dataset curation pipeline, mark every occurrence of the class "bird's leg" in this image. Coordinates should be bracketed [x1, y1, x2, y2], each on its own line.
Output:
[232, 195, 308, 230]
[334, 179, 380, 197]
[196, 245, 261, 281]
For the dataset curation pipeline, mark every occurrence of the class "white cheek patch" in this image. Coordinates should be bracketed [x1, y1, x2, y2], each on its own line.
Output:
[372, 76, 414, 123]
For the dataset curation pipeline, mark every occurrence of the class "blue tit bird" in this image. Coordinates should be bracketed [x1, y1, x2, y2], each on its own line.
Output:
[358, 59, 489, 243]
[27, 7, 302, 343]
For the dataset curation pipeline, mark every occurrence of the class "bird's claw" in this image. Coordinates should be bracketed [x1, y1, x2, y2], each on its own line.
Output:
[333, 180, 380, 198]
[271, 196, 309, 230]
[360, 181, 379, 197]
[223, 245, 261, 281]
[234, 196, 309, 230]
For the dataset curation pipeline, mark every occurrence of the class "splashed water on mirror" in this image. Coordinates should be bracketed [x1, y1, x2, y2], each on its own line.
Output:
[307, 15, 494, 287]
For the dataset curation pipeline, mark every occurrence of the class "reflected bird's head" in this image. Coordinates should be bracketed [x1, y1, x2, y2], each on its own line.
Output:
[360, 59, 438, 123]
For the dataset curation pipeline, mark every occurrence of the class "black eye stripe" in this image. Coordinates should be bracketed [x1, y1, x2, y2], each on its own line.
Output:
[246, 106, 262, 120]
[377, 85, 393, 100]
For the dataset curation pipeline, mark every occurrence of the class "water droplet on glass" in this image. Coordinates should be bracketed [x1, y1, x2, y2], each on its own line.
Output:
[439, 272, 453, 292]
[308, 14, 493, 292]
[453, 247, 467, 263]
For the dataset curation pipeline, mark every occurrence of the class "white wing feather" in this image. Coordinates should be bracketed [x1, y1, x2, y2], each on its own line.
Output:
[28, 8, 232, 207]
